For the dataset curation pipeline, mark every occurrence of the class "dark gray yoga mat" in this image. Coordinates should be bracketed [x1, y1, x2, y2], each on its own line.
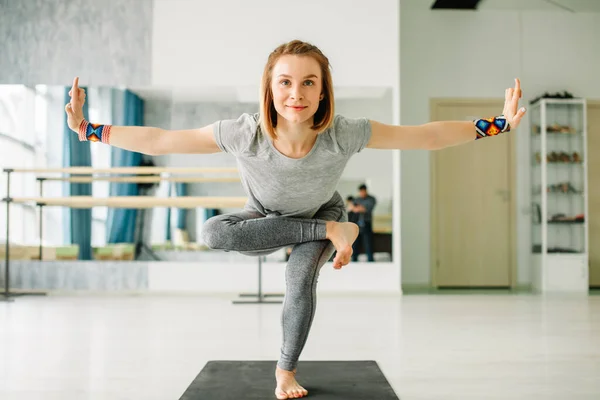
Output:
[179, 360, 399, 399]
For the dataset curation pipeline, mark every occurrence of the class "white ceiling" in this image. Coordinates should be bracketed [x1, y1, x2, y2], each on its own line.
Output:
[405, 0, 600, 12]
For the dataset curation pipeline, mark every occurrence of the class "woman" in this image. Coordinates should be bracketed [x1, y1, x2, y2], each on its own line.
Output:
[66, 40, 525, 399]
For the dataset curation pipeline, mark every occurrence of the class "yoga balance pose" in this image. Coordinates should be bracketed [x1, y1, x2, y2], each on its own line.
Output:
[66, 39, 525, 399]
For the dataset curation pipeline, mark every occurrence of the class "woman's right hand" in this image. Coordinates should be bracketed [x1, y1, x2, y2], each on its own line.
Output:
[65, 77, 86, 132]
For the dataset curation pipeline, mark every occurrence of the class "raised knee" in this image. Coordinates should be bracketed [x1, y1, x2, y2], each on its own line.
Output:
[200, 216, 226, 249]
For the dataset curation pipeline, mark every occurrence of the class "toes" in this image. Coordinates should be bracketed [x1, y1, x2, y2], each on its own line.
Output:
[333, 249, 352, 268]
[332, 257, 342, 269]
[275, 391, 288, 400]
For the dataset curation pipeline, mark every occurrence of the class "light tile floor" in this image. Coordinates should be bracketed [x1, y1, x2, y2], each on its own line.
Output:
[1, 293, 599, 399]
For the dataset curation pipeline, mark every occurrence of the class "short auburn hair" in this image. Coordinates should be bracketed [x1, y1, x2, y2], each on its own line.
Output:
[259, 40, 335, 140]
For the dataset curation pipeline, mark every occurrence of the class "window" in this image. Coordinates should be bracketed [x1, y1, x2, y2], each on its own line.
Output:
[1, 85, 114, 248]
[0, 85, 50, 245]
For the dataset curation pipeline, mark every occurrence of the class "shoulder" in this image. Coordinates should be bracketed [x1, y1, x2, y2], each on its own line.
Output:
[322, 114, 372, 155]
[213, 113, 262, 155]
[328, 114, 370, 132]
[215, 112, 260, 133]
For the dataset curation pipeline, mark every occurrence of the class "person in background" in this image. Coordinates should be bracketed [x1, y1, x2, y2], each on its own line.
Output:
[350, 184, 376, 262]
[346, 196, 359, 224]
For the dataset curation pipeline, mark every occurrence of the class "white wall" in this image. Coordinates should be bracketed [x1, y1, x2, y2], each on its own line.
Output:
[400, 5, 600, 286]
[152, 0, 399, 89]
[149, 0, 402, 293]
[335, 92, 395, 216]
[149, 261, 401, 294]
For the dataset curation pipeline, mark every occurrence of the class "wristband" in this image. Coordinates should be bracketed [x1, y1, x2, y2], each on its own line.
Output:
[474, 115, 510, 140]
[78, 120, 112, 144]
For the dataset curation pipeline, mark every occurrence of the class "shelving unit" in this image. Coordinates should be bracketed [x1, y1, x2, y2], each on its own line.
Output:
[530, 98, 589, 292]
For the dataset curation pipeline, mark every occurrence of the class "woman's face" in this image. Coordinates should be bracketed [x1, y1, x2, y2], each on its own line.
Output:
[271, 55, 324, 126]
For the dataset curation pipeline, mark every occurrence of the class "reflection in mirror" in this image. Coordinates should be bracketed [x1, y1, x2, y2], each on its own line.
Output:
[0, 84, 394, 264]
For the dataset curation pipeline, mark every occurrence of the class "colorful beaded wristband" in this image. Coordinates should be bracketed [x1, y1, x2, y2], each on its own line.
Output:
[78, 120, 112, 144]
[473, 115, 511, 140]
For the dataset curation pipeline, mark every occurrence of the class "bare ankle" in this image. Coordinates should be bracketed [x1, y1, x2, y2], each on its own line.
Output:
[325, 221, 336, 239]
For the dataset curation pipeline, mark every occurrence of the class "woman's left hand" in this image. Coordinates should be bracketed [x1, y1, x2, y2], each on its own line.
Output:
[503, 78, 527, 130]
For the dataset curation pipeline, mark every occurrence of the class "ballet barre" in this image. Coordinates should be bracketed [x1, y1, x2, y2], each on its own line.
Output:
[8, 167, 239, 175]
[1, 167, 247, 302]
[10, 196, 248, 209]
[35, 176, 241, 183]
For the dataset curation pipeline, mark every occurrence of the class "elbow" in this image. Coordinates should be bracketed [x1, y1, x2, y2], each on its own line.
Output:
[146, 129, 167, 156]
[425, 131, 443, 151]
[414, 124, 443, 151]
[144, 148, 162, 157]
[145, 148, 163, 156]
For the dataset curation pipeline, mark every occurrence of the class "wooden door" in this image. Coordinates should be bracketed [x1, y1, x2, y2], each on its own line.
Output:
[431, 100, 515, 287]
[587, 103, 600, 288]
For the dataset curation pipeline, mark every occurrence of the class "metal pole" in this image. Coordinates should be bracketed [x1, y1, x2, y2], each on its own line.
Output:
[38, 179, 44, 260]
[232, 255, 282, 305]
[2, 169, 13, 301]
[257, 256, 263, 300]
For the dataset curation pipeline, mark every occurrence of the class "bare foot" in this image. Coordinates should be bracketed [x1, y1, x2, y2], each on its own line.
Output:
[275, 367, 308, 399]
[326, 221, 359, 269]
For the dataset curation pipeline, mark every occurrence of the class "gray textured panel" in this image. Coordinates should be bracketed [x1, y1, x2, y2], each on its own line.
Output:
[0, 261, 148, 290]
[169, 101, 259, 130]
[144, 98, 173, 129]
[0, 0, 152, 86]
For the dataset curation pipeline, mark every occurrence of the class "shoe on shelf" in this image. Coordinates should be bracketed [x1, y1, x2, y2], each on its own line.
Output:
[548, 124, 560, 133]
[547, 151, 560, 163]
[559, 152, 571, 162]
[567, 183, 578, 193]
[559, 125, 575, 134]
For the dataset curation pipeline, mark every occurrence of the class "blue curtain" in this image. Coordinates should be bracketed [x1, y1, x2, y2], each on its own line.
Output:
[205, 209, 218, 219]
[175, 183, 188, 230]
[165, 183, 172, 242]
[106, 89, 144, 244]
[62, 87, 92, 260]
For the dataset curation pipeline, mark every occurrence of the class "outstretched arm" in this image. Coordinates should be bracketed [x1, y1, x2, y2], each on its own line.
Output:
[65, 77, 222, 155]
[366, 79, 526, 151]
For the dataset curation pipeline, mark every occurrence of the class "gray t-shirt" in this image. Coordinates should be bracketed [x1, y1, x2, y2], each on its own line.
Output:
[354, 195, 376, 224]
[213, 113, 371, 219]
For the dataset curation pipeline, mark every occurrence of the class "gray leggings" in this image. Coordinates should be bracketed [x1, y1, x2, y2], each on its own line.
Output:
[201, 192, 347, 371]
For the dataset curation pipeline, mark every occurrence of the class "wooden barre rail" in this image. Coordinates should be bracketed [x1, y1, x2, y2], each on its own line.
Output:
[37, 176, 241, 183]
[7, 196, 248, 209]
[4, 167, 238, 175]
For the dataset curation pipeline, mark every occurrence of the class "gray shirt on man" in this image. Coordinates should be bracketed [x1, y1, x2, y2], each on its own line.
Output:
[354, 195, 376, 224]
